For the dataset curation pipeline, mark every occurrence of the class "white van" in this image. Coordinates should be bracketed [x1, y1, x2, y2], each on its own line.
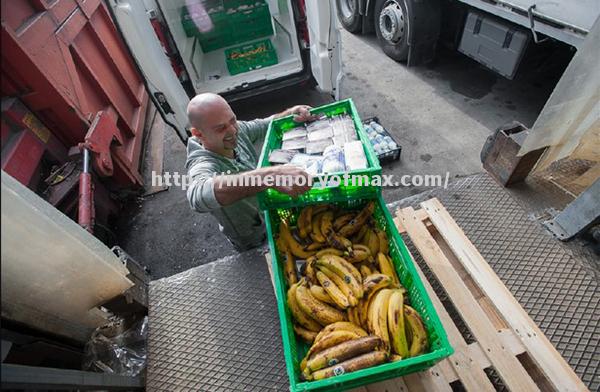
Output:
[108, 0, 343, 142]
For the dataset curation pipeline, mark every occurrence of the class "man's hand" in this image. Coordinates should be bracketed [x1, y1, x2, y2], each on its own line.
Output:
[270, 165, 312, 197]
[276, 105, 319, 123]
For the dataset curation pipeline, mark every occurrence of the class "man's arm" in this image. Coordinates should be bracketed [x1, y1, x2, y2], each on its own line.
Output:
[242, 105, 318, 144]
[212, 165, 312, 206]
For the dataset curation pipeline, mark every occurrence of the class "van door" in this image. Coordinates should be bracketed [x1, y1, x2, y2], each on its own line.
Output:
[304, 0, 343, 99]
[107, 0, 190, 142]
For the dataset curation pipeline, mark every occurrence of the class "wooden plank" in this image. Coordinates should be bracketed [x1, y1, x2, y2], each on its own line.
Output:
[403, 366, 452, 392]
[421, 198, 588, 391]
[365, 378, 410, 392]
[394, 209, 429, 234]
[397, 207, 539, 391]
[392, 220, 496, 391]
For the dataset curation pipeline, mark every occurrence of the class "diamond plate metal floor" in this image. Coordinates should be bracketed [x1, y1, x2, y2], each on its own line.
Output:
[388, 173, 599, 390]
[148, 173, 598, 391]
[147, 247, 288, 391]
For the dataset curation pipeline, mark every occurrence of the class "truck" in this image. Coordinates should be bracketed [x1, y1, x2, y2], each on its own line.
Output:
[335, 0, 600, 78]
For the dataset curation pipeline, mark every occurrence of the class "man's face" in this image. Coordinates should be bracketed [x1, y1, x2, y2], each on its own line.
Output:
[193, 102, 239, 155]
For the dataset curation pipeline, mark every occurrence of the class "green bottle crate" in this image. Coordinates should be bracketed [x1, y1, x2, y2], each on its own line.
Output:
[264, 193, 453, 391]
[225, 39, 278, 75]
[257, 99, 382, 210]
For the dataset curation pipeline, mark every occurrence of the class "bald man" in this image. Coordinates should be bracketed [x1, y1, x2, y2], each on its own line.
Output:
[185, 93, 316, 251]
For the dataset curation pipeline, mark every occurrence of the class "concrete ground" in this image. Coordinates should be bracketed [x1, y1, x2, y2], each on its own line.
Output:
[116, 29, 571, 279]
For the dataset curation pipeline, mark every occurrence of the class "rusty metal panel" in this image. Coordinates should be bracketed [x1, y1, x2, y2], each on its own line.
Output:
[0, 0, 148, 188]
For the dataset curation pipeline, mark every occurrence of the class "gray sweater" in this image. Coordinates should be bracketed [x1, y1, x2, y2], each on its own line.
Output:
[185, 118, 272, 250]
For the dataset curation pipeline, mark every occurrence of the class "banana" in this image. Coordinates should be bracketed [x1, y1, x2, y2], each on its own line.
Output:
[310, 212, 327, 243]
[375, 228, 390, 255]
[365, 228, 380, 256]
[367, 288, 393, 352]
[405, 305, 428, 357]
[326, 230, 354, 253]
[316, 255, 363, 299]
[304, 242, 325, 252]
[287, 283, 322, 332]
[305, 256, 318, 284]
[316, 248, 345, 258]
[389, 354, 403, 362]
[295, 284, 347, 326]
[282, 247, 298, 287]
[363, 273, 394, 296]
[311, 204, 330, 217]
[377, 252, 400, 285]
[309, 285, 337, 306]
[347, 306, 361, 326]
[359, 264, 372, 279]
[280, 220, 315, 259]
[339, 201, 376, 237]
[316, 271, 350, 309]
[297, 206, 313, 239]
[306, 336, 382, 372]
[388, 290, 409, 358]
[333, 213, 355, 232]
[352, 225, 369, 244]
[310, 351, 388, 381]
[294, 323, 319, 344]
[300, 330, 361, 371]
[320, 211, 335, 238]
[313, 321, 368, 344]
[317, 265, 357, 307]
[345, 244, 372, 263]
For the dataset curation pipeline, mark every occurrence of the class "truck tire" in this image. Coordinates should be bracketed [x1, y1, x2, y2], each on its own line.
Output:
[374, 0, 410, 61]
[336, 0, 363, 33]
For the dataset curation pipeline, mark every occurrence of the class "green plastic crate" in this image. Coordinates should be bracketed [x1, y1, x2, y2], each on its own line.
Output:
[225, 39, 278, 75]
[257, 99, 382, 210]
[264, 194, 453, 391]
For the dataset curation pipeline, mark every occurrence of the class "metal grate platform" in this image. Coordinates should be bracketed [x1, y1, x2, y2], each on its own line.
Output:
[146, 248, 287, 391]
[389, 173, 599, 390]
[147, 173, 598, 391]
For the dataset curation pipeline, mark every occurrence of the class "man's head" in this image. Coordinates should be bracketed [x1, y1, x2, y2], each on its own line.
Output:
[187, 93, 238, 156]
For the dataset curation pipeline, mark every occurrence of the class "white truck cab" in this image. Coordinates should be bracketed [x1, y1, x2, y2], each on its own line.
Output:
[108, 0, 343, 142]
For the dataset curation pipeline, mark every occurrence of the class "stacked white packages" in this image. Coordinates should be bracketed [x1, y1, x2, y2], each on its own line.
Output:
[343, 141, 368, 171]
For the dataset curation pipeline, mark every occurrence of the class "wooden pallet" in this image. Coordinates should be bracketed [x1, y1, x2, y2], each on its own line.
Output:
[265, 198, 588, 391]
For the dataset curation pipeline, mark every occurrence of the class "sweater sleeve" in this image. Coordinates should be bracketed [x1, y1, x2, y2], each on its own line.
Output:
[238, 116, 274, 144]
[186, 160, 222, 213]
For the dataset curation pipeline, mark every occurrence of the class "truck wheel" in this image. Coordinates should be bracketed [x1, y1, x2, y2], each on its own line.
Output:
[336, 0, 363, 33]
[374, 0, 409, 61]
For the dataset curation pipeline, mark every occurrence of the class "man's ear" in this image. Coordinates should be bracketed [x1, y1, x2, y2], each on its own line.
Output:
[190, 127, 203, 139]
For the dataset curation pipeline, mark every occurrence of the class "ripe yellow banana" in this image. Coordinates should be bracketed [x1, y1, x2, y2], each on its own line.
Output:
[310, 212, 327, 243]
[405, 305, 428, 357]
[360, 274, 395, 329]
[316, 255, 363, 299]
[326, 230, 354, 253]
[316, 248, 345, 258]
[313, 321, 368, 344]
[367, 288, 393, 352]
[294, 323, 318, 344]
[316, 271, 350, 309]
[301, 330, 361, 371]
[280, 220, 315, 259]
[310, 350, 388, 381]
[297, 206, 313, 239]
[377, 252, 400, 285]
[333, 213, 355, 232]
[282, 247, 298, 287]
[375, 228, 390, 255]
[306, 336, 382, 372]
[304, 242, 325, 252]
[320, 211, 335, 237]
[339, 201, 376, 237]
[365, 228, 380, 256]
[388, 289, 409, 358]
[317, 265, 357, 307]
[295, 284, 347, 326]
[309, 285, 337, 306]
[345, 244, 372, 263]
[304, 256, 317, 284]
[359, 264, 372, 279]
[287, 283, 322, 332]
[347, 306, 361, 326]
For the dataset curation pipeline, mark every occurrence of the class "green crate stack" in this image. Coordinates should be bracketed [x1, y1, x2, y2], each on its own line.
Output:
[181, 0, 273, 53]
[225, 39, 278, 75]
[264, 194, 453, 391]
[256, 99, 382, 210]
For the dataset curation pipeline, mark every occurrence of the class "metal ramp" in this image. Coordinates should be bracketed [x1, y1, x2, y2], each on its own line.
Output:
[147, 173, 598, 391]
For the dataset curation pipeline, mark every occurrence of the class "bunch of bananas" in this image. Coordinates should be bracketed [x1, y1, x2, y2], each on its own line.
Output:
[275, 202, 430, 381]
